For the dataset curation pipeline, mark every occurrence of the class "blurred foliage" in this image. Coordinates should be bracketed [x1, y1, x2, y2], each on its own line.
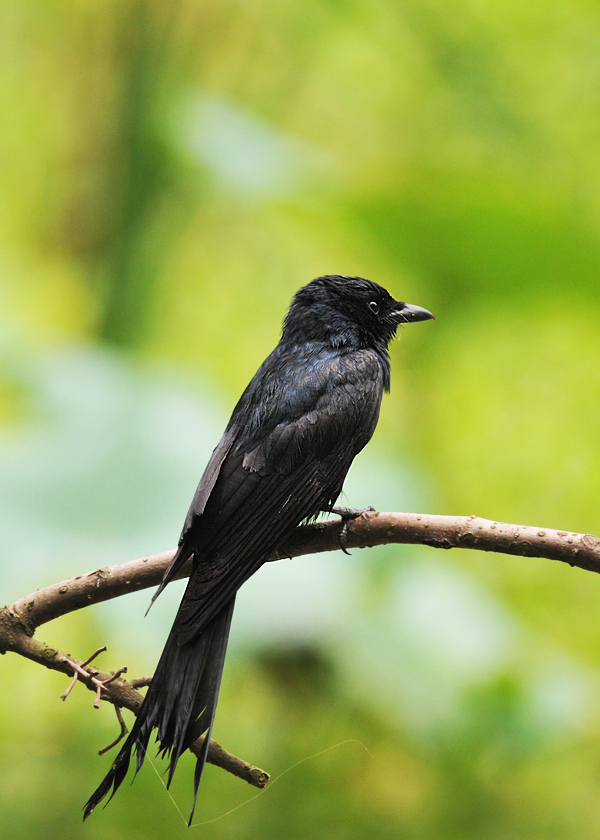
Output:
[2, 0, 600, 837]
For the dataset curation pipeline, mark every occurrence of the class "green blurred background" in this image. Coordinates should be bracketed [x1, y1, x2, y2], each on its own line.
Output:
[2, 1, 600, 837]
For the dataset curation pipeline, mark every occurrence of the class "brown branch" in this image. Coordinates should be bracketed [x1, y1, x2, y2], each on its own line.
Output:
[7, 512, 600, 635]
[0, 609, 270, 788]
[2, 510, 599, 791]
[98, 705, 129, 755]
[130, 676, 153, 689]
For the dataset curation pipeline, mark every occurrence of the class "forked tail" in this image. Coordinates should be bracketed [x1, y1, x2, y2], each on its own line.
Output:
[83, 597, 235, 825]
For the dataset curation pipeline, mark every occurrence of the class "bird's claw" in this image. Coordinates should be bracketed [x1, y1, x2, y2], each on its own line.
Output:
[339, 519, 352, 555]
[325, 506, 375, 554]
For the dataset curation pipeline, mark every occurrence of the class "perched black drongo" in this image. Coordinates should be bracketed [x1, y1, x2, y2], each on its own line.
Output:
[84, 274, 433, 823]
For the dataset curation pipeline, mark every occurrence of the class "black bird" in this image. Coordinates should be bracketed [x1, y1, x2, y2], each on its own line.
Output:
[83, 275, 433, 823]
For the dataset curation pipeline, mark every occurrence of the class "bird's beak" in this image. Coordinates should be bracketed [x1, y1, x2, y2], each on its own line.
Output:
[392, 302, 435, 324]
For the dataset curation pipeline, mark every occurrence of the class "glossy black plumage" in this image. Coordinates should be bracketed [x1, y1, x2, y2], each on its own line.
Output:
[83, 275, 433, 824]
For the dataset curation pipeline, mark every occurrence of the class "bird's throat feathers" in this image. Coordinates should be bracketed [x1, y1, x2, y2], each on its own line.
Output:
[282, 276, 395, 390]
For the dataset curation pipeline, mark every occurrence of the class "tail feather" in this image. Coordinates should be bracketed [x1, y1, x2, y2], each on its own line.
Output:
[145, 542, 194, 616]
[83, 597, 235, 823]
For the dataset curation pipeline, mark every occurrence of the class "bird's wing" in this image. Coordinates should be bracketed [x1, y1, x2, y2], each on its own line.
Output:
[174, 349, 384, 643]
[148, 427, 237, 606]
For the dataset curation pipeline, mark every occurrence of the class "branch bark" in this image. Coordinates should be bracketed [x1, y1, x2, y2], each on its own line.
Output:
[0, 600, 269, 788]
[8, 511, 599, 633]
[2, 510, 599, 788]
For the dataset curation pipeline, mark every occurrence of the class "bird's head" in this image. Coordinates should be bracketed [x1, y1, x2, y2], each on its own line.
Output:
[282, 275, 434, 350]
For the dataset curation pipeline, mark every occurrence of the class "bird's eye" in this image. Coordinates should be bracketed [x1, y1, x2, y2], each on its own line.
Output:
[368, 301, 379, 314]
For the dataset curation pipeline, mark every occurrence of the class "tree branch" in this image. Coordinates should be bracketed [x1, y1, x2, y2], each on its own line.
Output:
[0, 604, 269, 787]
[8, 512, 600, 634]
[2, 510, 599, 789]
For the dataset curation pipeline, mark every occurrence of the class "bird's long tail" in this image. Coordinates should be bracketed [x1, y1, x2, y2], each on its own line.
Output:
[83, 596, 235, 825]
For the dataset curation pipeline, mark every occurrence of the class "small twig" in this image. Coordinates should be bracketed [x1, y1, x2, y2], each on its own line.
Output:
[61, 646, 109, 702]
[61, 656, 111, 707]
[93, 667, 128, 709]
[99, 666, 127, 687]
[98, 706, 129, 755]
[60, 648, 128, 709]
[60, 672, 79, 702]
[130, 677, 153, 689]
[81, 646, 107, 668]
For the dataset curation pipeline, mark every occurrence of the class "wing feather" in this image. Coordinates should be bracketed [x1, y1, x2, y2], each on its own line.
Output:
[173, 349, 384, 644]
[148, 427, 237, 607]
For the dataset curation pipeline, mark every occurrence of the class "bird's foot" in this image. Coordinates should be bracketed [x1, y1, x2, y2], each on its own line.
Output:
[324, 506, 375, 555]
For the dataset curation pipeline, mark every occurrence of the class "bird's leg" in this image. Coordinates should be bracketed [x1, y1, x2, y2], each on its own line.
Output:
[322, 506, 375, 555]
